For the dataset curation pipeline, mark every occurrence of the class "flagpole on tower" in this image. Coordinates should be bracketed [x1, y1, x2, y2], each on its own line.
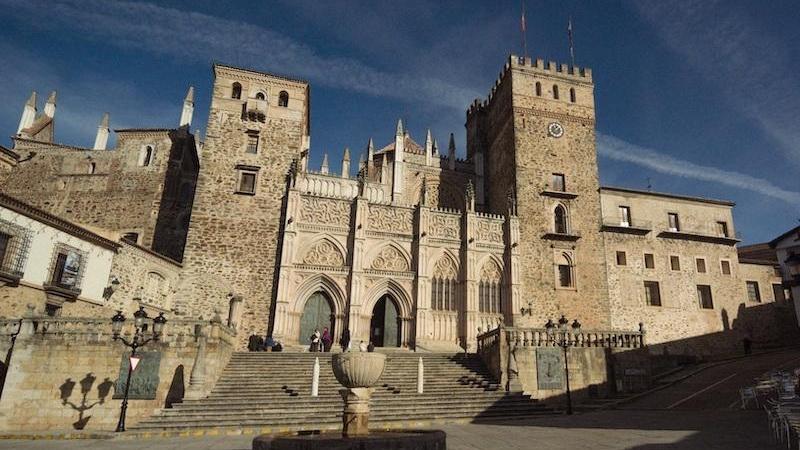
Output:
[521, 0, 527, 58]
[568, 16, 576, 66]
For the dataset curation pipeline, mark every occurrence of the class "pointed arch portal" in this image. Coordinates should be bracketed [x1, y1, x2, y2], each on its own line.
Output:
[299, 292, 334, 344]
[370, 295, 400, 347]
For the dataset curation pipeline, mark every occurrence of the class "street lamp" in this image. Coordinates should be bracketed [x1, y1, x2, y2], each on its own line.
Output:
[110, 307, 167, 432]
[545, 314, 581, 415]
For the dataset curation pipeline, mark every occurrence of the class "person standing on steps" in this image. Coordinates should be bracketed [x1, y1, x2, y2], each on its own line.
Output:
[321, 327, 332, 352]
[340, 328, 351, 352]
[310, 328, 321, 352]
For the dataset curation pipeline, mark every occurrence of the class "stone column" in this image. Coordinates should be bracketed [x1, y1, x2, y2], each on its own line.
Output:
[273, 189, 300, 343]
[414, 205, 431, 348]
[463, 210, 479, 352]
[348, 197, 369, 342]
[504, 213, 522, 326]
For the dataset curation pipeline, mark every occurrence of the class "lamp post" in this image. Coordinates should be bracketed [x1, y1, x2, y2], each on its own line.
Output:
[545, 314, 581, 415]
[111, 307, 166, 432]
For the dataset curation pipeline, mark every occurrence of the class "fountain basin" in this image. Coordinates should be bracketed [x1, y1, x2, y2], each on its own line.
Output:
[331, 352, 386, 388]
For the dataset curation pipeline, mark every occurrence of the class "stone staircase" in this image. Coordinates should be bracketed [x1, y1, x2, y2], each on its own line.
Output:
[132, 352, 554, 432]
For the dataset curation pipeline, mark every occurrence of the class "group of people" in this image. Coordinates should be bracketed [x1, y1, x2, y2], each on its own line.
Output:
[247, 334, 283, 352]
[309, 327, 374, 353]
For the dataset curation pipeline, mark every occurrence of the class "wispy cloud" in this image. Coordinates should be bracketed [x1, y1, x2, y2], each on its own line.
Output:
[633, 0, 800, 167]
[1, 0, 481, 111]
[597, 133, 800, 205]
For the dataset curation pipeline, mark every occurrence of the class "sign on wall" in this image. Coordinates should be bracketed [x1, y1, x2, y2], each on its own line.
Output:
[113, 351, 162, 400]
[536, 348, 565, 390]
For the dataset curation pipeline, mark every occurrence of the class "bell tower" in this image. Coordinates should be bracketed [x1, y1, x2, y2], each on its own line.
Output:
[466, 55, 610, 329]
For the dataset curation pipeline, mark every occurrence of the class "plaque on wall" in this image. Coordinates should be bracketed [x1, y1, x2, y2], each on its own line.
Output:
[113, 351, 162, 400]
[536, 348, 564, 390]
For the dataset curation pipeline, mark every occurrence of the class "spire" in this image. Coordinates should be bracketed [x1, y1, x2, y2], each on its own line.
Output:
[433, 138, 439, 156]
[367, 138, 374, 162]
[447, 133, 456, 170]
[93, 113, 110, 150]
[341, 147, 351, 178]
[17, 91, 37, 134]
[395, 118, 404, 136]
[44, 91, 57, 118]
[424, 129, 433, 166]
[180, 86, 194, 127]
[320, 153, 329, 174]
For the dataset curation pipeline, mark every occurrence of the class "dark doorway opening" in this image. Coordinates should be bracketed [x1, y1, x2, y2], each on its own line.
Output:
[370, 295, 400, 347]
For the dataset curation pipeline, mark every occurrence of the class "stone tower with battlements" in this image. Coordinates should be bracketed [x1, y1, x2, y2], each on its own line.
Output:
[179, 64, 310, 340]
[466, 55, 611, 330]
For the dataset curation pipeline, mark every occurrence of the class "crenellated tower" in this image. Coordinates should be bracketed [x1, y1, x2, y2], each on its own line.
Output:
[466, 55, 610, 330]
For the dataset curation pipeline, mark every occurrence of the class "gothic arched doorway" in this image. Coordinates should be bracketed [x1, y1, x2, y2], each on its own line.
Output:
[299, 292, 334, 344]
[370, 295, 400, 347]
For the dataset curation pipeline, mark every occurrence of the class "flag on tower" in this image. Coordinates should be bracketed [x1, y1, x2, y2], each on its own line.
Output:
[521, 1, 527, 58]
[568, 17, 575, 66]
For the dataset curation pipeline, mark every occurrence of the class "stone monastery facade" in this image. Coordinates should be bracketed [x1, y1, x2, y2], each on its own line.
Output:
[0, 55, 788, 353]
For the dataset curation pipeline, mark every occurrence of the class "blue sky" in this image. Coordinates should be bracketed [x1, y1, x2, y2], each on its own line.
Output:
[0, 0, 798, 244]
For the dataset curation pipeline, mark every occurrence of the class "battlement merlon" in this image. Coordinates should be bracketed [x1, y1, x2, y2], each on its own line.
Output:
[466, 54, 594, 118]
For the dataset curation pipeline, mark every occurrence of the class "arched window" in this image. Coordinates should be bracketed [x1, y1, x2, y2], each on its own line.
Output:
[557, 253, 574, 288]
[552, 84, 560, 100]
[278, 91, 289, 107]
[139, 145, 154, 167]
[554, 204, 568, 234]
[431, 256, 458, 311]
[535, 82, 542, 96]
[478, 260, 502, 314]
[231, 82, 242, 99]
[569, 88, 576, 103]
[255, 92, 265, 100]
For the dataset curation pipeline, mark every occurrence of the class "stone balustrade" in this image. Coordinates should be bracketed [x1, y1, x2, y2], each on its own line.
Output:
[478, 324, 646, 352]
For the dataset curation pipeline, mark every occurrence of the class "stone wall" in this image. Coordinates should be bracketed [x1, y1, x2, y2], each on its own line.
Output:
[600, 188, 791, 356]
[0, 316, 235, 432]
[3, 128, 198, 262]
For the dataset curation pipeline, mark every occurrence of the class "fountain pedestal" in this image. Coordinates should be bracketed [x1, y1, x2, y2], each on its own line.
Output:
[341, 387, 373, 436]
[253, 351, 446, 449]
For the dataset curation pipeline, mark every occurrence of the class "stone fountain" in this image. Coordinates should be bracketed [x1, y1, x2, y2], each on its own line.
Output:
[253, 350, 446, 450]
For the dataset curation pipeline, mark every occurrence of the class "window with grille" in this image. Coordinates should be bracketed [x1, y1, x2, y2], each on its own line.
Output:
[644, 253, 655, 269]
[552, 173, 566, 192]
[644, 281, 661, 306]
[556, 253, 574, 288]
[697, 285, 714, 309]
[721, 260, 731, 275]
[746, 281, 761, 302]
[238, 172, 256, 194]
[0, 221, 31, 278]
[246, 133, 259, 154]
[616, 251, 627, 266]
[670, 255, 680, 271]
[696, 258, 706, 273]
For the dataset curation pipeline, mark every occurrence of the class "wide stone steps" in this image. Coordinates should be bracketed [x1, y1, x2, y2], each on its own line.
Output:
[132, 352, 554, 432]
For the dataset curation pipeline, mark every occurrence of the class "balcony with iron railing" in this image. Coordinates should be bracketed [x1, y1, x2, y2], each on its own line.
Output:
[542, 229, 581, 242]
[601, 218, 653, 235]
[0, 235, 29, 286]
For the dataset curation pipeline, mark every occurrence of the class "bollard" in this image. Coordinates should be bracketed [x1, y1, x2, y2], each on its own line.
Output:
[417, 357, 424, 394]
[311, 357, 320, 397]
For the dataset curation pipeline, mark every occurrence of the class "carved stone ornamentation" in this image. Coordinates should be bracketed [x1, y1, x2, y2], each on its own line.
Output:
[429, 213, 459, 240]
[300, 197, 350, 226]
[480, 260, 502, 282]
[367, 205, 412, 234]
[433, 256, 457, 279]
[302, 240, 345, 267]
[476, 219, 503, 243]
[370, 246, 408, 272]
